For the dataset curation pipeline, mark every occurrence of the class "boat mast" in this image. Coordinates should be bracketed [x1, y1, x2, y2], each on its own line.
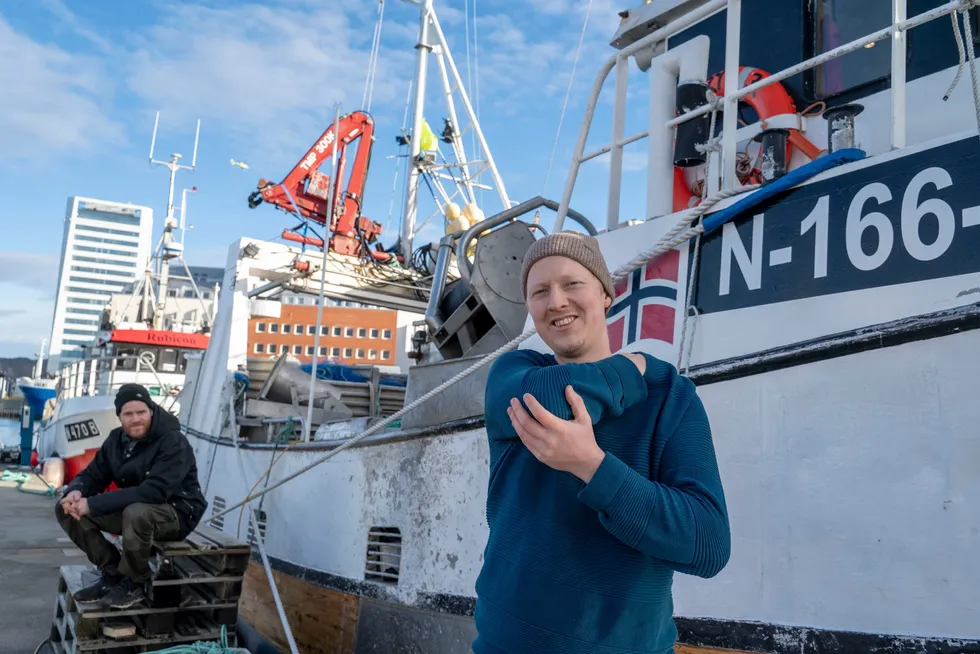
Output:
[399, 0, 511, 262]
[33, 338, 47, 379]
[400, 0, 433, 262]
[147, 112, 201, 330]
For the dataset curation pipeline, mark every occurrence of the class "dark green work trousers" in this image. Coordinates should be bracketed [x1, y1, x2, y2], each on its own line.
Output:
[55, 501, 181, 583]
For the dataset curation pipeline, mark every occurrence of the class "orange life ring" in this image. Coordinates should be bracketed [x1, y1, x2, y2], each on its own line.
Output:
[673, 66, 822, 212]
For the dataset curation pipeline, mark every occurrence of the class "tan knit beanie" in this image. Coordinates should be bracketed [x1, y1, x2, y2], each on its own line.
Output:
[520, 231, 615, 300]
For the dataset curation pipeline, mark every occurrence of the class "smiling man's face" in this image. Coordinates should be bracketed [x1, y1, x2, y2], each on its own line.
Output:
[525, 255, 612, 363]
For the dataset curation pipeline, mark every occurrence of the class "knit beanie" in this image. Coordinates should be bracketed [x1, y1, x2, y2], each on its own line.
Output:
[520, 231, 615, 300]
[114, 383, 154, 415]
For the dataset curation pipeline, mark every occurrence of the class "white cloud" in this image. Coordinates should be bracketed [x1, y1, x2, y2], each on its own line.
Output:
[0, 16, 124, 166]
[0, 253, 60, 293]
[123, 3, 416, 157]
[0, 283, 55, 358]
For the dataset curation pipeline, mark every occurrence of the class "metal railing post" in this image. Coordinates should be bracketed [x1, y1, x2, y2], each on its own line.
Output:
[722, 0, 742, 190]
[892, 0, 908, 150]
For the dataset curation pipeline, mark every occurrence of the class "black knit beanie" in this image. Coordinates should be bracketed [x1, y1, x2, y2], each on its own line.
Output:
[114, 383, 154, 415]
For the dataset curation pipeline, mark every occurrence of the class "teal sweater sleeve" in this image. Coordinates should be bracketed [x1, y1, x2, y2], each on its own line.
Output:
[577, 392, 731, 578]
[485, 350, 648, 440]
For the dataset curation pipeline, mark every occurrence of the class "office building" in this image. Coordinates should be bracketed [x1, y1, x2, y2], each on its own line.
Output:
[247, 303, 399, 367]
[48, 197, 154, 370]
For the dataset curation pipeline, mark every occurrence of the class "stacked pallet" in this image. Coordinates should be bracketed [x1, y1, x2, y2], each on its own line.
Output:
[48, 524, 251, 653]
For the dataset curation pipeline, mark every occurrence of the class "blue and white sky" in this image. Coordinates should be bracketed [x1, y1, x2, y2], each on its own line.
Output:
[0, 0, 654, 358]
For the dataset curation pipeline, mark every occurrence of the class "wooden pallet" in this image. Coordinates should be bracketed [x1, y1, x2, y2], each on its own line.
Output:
[48, 525, 250, 653]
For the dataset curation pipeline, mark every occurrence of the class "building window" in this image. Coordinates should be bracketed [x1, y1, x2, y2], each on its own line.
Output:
[356, 348, 365, 358]
[270, 323, 279, 333]
[295, 325, 304, 335]
[255, 343, 265, 354]
[319, 325, 328, 335]
[344, 348, 353, 358]
[333, 326, 342, 336]
[319, 347, 328, 356]
[306, 345, 315, 355]
[381, 350, 391, 360]
[368, 350, 377, 360]
[345, 327, 355, 337]
[269, 344, 277, 354]
[256, 323, 266, 332]
[357, 328, 367, 338]
[293, 345, 302, 354]
[331, 347, 341, 357]
[282, 324, 292, 334]
[370, 328, 379, 339]
[382, 329, 392, 339]
[812, 1, 891, 99]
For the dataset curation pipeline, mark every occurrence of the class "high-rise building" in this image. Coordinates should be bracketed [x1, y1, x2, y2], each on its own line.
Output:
[48, 197, 154, 370]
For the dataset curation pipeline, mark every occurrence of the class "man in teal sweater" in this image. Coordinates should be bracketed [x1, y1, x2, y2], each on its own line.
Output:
[473, 231, 730, 654]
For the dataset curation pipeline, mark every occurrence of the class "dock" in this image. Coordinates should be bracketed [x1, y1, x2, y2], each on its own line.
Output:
[0, 482, 82, 653]
[0, 477, 250, 654]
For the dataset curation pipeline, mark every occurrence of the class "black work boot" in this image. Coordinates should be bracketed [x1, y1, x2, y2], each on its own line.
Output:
[102, 577, 145, 610]
[74, 569, 123, 603]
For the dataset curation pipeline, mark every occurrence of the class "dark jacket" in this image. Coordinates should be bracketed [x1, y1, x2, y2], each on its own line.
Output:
[65, 403, 208, 538]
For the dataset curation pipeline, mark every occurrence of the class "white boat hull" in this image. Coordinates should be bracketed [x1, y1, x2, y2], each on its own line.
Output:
[191, 323, 980, 653]
[35, 395, 119, 486]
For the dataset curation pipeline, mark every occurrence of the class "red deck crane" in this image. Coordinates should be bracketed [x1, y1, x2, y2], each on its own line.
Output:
[248, 110, 389, 260]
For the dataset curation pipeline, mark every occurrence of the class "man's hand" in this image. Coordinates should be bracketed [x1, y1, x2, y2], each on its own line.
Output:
[508, 385, 606, 483]
[621, 352, 646, 376]
[70, 497, 90, 519]
[60, 490, 82, 513]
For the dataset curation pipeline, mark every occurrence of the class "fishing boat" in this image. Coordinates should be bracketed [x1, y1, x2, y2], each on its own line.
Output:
[29, 119, 218, 485]
[186, 0, 980, 652]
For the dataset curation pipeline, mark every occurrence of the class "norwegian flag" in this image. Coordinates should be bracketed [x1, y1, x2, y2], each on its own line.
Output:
[606, 249, 680, 352]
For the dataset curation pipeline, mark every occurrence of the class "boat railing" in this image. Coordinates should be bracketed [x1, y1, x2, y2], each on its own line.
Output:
[55, 354, 180, 409]
[552, 0, 970, 233]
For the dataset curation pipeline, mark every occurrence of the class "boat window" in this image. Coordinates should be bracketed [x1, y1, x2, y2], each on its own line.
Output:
[812, 0, 891, 98]
[160, 348, 178, 373]
[116, 346, 138, 370]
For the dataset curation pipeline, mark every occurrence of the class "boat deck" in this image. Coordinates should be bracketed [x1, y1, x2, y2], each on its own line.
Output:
[0, 477, 79, 654]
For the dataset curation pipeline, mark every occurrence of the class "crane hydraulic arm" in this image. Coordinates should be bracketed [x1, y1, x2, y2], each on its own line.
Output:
[248, 110, 386, 258]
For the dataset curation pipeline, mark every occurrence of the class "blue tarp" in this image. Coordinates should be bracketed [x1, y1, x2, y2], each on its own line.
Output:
[299, 362, 407, 388]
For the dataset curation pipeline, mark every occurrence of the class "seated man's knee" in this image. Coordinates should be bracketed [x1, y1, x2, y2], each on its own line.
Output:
[122, 503, 154, 534]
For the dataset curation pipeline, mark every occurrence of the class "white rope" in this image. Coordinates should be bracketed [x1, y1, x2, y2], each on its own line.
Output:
[207, 181, 759, 525]
[682, 307, 701, 376]
[678, 101, 719, 370]
[944, 10, 967, 101]
[228, 396, 300, 654]
[542, 0, 595, 197]
[958, 7, 980, 139]
[362, 0, 385, 112]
